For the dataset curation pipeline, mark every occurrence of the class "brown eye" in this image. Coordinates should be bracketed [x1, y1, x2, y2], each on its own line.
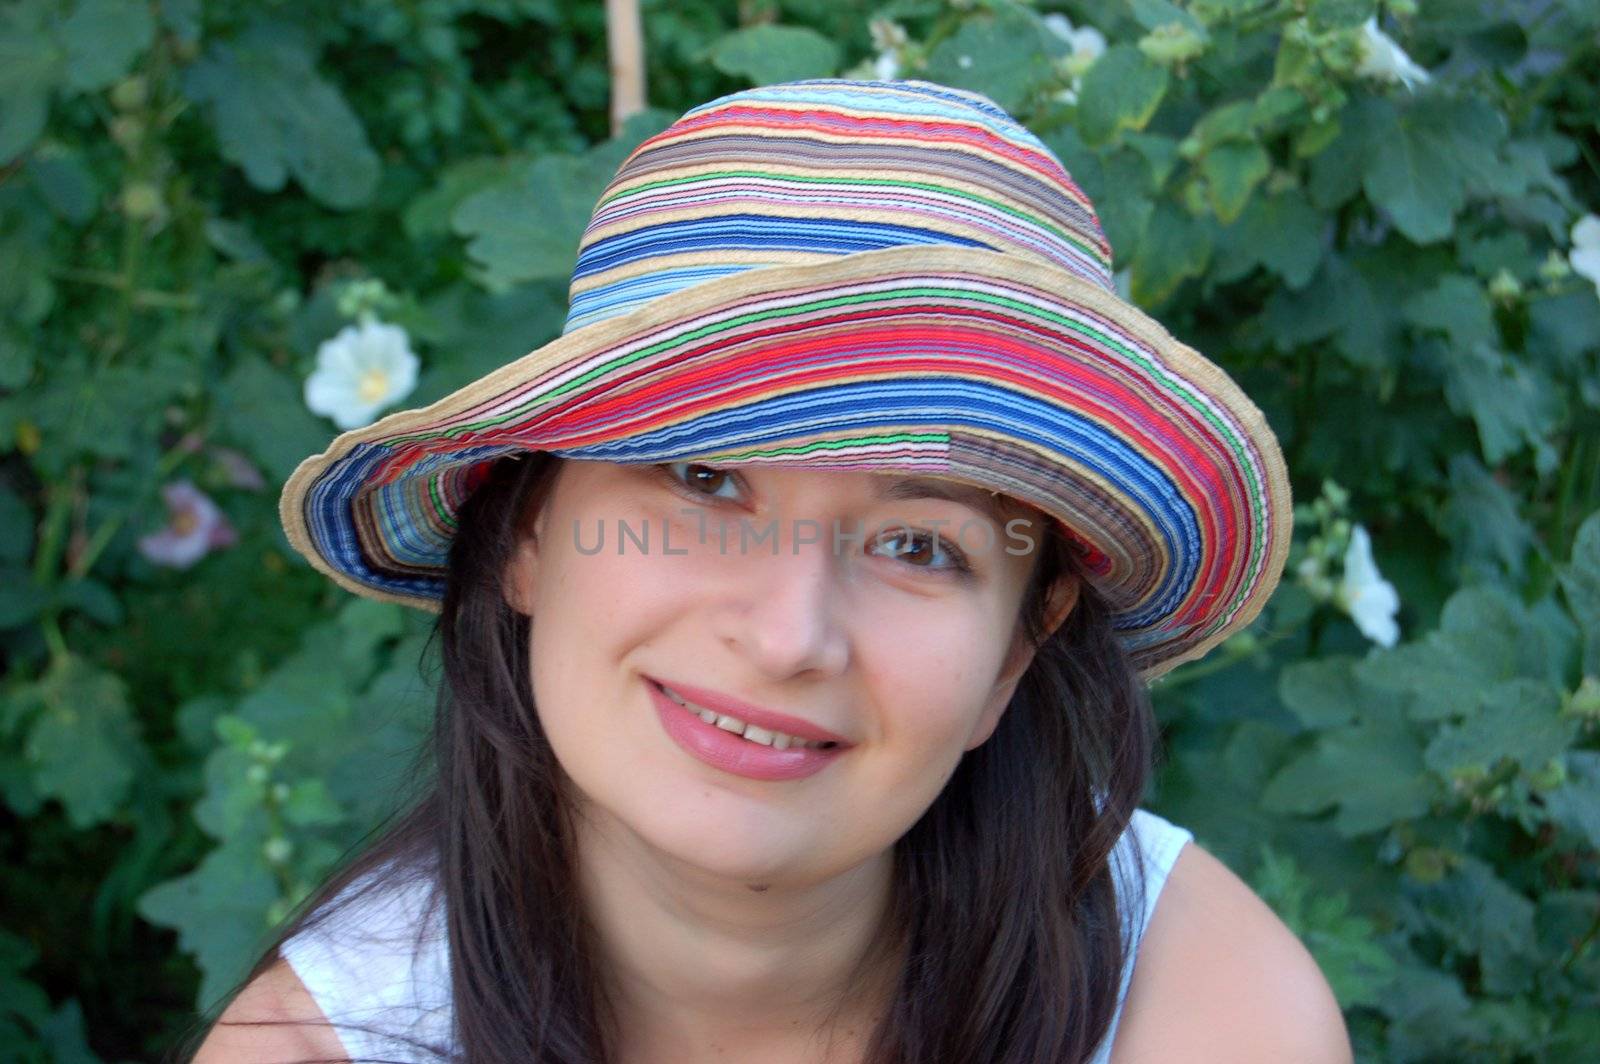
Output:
[661, 462, 742, 501]
[870, 526, 971, 574]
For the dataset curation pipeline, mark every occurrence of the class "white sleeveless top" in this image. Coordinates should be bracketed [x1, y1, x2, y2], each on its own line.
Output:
[281, 809, 1193, 1063]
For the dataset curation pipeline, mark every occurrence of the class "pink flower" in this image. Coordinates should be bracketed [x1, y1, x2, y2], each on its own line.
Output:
[137, 480, 238, 569]
[208, 445, 266, 491]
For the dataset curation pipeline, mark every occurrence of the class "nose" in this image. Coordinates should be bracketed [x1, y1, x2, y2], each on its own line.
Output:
[716, 525, 851, 680]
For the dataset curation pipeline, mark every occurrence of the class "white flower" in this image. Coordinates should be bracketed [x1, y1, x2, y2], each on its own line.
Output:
[1044, 14, 1105, 64]
[137, 480, 237, 569]
[1043, 13, 1106, 100]
[304, 317, 420, 430]
[874, 50, 900, 80]
[1568, 213, 1600, 300]
[1356, 17, 1431, 91]
[868, 18, 907, 52]
[1336, 525, 1400, 647]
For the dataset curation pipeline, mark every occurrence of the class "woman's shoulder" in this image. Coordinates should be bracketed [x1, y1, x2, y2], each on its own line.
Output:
[1106, 820, 1353, 1064]
[188, 954, 352, 1063]
[191, 857, 449, 1062]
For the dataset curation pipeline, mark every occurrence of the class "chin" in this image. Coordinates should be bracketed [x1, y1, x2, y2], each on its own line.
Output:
[632, 797, 818, 882]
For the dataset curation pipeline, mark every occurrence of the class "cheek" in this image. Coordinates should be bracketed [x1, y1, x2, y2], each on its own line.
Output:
[522, 510, 719, 748]
[854, 598, 1015, 758]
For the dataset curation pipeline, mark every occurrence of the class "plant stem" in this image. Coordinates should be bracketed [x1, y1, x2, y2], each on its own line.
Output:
[41, 613, 68, 664]
[67, 434, 195, 581]
[1559, 901, 1600, 976]
[33, 474, 78, 585]
[50, 268, 199, 308]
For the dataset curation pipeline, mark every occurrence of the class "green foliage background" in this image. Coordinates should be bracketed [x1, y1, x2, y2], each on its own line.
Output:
[2, 0, 1598, 1059]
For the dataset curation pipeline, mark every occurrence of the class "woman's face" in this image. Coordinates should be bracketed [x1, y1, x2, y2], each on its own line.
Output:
[502, 458, 1076, 886]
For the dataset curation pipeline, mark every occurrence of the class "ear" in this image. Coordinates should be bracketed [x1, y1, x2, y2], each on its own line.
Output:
[964, 574, 1081, 751]
[501, 518, 544, 617]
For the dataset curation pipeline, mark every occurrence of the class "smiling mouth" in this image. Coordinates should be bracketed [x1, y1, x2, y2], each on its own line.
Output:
[651, 680, 839, 751]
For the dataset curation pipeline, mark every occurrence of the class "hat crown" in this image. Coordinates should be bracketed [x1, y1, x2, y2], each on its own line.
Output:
[561, 79, 1115, 335]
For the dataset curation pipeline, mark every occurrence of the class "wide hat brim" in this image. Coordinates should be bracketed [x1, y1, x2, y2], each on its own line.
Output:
[280, 244, 1292, 683]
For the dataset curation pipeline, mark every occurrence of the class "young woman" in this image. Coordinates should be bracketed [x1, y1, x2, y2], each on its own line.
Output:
[186, 79, 1348, 1063]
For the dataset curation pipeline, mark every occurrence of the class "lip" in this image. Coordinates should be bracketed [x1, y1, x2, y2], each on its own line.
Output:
[646, 679, 851, 782]
[644, 676, 853, 746]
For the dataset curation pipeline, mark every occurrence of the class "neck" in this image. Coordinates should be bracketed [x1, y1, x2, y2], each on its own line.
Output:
[572, 799, 902, 1061]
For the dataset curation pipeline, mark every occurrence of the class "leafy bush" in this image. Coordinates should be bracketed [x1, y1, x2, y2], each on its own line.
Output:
[1, 0, 1597, 1060]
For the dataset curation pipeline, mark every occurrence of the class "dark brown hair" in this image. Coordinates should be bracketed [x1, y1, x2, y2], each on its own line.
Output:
[179, 450, 1160, 1063]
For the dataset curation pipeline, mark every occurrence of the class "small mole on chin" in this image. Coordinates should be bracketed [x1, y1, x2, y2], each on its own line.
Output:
[747, 883, 770, 892]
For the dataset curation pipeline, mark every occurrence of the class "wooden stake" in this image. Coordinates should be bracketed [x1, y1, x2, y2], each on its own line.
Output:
[606, 0, 647, 136]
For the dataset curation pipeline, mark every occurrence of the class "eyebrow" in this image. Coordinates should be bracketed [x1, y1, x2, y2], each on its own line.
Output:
[871, 475, 1016, 526]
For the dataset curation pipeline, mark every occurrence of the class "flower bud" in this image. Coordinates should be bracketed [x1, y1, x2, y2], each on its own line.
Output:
[110, 115, 144, 152]
[1528, 757, 1567, 791]
[1539, 248, 1572, 284]
[1487, 268, 1522, 304]
[1138, 22, 1207, 67]
[1562, 675, 1600, 719]
[110, 76, 148, 111]
[120, 182, 163, 220]
[1403, 846, 1452, 883]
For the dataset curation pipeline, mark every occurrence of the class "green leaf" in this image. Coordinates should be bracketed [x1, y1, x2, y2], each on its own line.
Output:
[707, 24, 841, 85]
[1277, 655, 1363, 729]
[923, 3, 1063, 115]
[280, 778, 342, 828]
[0, 0, 63, 164]
[1123, 132, 1180, 188]
[1542, 752, 1600, 852]
[1423, 678, 1577, 778]
[1075, 44, 1170, 147]
[1355, 95, 1513, 245]
[1248, 845, 1396, 1009]
[1362, 104, 1461, 244]
[1260, 713, 1435, 836]
[136, 833, 280, 1011]
[59, 0, 154, 93]
[213, 359, 334, 486]
[1200, 140, 1270, 224]
[1131, 0, 1205, 32]
[0, 483, 31, 563]
[16, 655, 142, 829]
[1528, 289, 1600, 377]
[1357, 584, 1556, 719]
[181, 23, 381, 209]
[1402, 274, 1495, 349]
[1216, 186, 1323, 288]
[24, 147, 100, 224]
[192, 742, 263, 840]
[455, 151, 627, 288]
[1190, 100, 1257, 152]
[402, 156, 520, 241]
[1437, 453, 1536, 583]
[1407, 855, 1540, 997]
[1437, 340, 1565, 475]
[1263, 250, 1405, 372]
[1559, 509, 1600, 676]
[1306, 0, 1377, 30]
[34, 997, 100, 1064]
[454, 110, 675, 290]
[1130, 199, 1212, 306]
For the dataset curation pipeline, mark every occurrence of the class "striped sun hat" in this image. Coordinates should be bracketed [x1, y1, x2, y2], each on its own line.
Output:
[280, 78, 1293, 683]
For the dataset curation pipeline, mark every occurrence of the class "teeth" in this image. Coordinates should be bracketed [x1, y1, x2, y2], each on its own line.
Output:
[658, 684, 834, 750]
